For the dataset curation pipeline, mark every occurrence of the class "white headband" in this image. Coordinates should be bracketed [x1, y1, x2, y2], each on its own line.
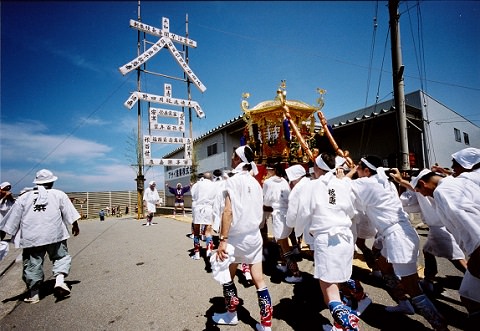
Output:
[235, 146, 259, 176]
[361, 157, 377, 171]
[315, 155, 333, 172]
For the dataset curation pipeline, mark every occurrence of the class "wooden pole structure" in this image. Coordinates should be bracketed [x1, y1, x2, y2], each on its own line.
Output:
[389, 0, 410, 170]
[135, 0, 145, 220]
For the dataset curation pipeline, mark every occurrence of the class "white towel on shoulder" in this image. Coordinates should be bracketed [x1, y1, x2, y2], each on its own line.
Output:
[0, 241, 9, 261]
[209, 244, 235, 284]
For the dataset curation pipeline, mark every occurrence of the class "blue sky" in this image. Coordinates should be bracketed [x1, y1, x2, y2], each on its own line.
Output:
[1, 1, 479, 194]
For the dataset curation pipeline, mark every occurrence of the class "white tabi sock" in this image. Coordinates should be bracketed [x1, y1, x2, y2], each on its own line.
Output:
[55, 273, 65, 286]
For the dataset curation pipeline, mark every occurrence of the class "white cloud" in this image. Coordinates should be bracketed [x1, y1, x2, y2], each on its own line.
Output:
[77, 116, 110, 126]
[49, 47, 103, 73]
[0, 120, 166, 194]
[1, 120, 111, 164]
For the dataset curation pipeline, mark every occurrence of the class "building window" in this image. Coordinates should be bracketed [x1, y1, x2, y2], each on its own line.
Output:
[464, 132, 470, 145]
[207, 143, 217, 156]
[454, 128, 461, 142]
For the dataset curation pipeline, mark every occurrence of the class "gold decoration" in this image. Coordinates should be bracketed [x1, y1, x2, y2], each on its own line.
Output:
[240, 82, 352, 167]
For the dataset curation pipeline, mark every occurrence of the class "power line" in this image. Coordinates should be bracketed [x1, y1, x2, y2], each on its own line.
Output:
[12, 76, 132, 188]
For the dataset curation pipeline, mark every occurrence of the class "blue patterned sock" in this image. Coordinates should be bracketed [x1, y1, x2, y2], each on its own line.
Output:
[222, 281, 239, 312]
[257, 287, 273, 327]
[205, 236, 212, 246]
[328, 301, 359, 331]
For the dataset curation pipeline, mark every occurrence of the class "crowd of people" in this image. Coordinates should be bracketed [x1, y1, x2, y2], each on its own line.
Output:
[0, 145, 478, 330]
[181, 146, 479, 331]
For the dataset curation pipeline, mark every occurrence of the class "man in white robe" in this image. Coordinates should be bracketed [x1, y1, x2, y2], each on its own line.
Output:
[213, 145, 273, 331]
[393, 169, 467, 293]
[143, 181, 160, 226]
[0, 169, 80, 304]
[346, 156, 447, 331]
[263, 163, 302, 283]
[413, 168, 480, 322]
[190, 173, 216, 259]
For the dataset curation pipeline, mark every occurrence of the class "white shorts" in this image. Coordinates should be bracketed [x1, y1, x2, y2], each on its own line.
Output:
[260, 211, 271, 229]
[272, 210, 292, 240]
[382, 223, 419, 265]
[353, 213, 377, 240]
[392, 262, 418, 277]
[459, 270, 480, 303]
[313, 230, 354, 283]
[229, 230, 263, 265]
[192, 205, 213, 225]
[423, 226, 465, 260]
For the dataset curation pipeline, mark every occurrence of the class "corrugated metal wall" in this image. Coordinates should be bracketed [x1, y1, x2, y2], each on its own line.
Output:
[67, 190, 165, 220]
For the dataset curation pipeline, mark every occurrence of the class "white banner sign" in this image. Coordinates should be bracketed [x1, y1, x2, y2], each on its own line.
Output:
[143, 135, 193, 166]
[118, 38, 167, 75]
[124, 92, 205, 118]
[166, 166, 193, 179]
[162, 17, 169, 31]
[129, 19, 197, 48]
[146, 158, 193, 166]
[164, 40, 206, 93]
[150, 107, 185, 132]
[150, 107, 183, 118]
[145, 135, 191, 145]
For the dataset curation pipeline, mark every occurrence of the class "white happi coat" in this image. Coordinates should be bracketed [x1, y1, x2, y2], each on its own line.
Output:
[191, 178, 216, 225]
[0, 188, 80, 248]
[143, 187, 160, 213]
[212, 179, 227, 232]
[309, 172, 355, 236]
[263, 175, 291, 239]
[458, 168, 480, 186]
[307, 172, 355, 282]
[400, 190, 464, 259]
[286, 176, 312, 239]
[434, 175, 480, 303]
[225, 170, 263, 264]
[433, 176, 480, 257]
[348, 175, 419, 264]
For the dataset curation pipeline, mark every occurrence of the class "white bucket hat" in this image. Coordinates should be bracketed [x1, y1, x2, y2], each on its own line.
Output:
[0, 182, 11, 190]
[285, 165, 306, 182]
[451, 147, 480, 170]
[33, 169, 58, 184]
[149, 181, 156, 186]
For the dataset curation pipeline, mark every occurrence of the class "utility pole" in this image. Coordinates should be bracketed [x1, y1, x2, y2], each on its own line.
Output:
[135, 0, 145, 219]
[185, 14, 196, 180]
[389, 0, 410, 170]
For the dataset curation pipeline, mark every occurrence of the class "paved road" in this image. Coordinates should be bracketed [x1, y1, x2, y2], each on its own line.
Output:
[0, 216, 471, 330]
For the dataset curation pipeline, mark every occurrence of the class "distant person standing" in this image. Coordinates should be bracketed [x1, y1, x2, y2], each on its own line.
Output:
[0, 169, 80, 304]
[166, 182, 191, 217]
[143, 181, 160, 226]
[99, 209, 105, 221]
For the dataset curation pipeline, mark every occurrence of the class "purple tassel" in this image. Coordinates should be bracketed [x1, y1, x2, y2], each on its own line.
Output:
[240, 135, 246, 146]
[283, 119, 291, 142]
